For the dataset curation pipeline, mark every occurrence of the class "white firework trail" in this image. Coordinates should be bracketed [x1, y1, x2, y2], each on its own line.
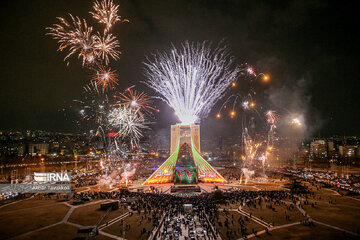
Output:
[144, 41, 240, 124]
[266, 110, 278, 147]
[108, 105, 148, 146]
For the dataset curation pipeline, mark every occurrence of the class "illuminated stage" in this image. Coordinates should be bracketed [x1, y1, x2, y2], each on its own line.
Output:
[143, 124, 226, 185]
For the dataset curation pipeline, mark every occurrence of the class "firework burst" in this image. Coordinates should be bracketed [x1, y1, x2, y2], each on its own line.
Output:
[144, 41, 240, 124]
[47, 14, 96, 66]
[47, 0, 128, 69]
[91, 65, 118, 91]
[266, 110, 278, 166]
[69, 81, 111, 140]
[115, 87, 156, 119]
[108, 105, 148, 146]
[266, 110, 279, 125]
[94, 32, 121, 64]
[90, 0, 127, 31]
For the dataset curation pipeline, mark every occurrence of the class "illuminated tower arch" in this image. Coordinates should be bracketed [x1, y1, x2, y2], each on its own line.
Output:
[143, 124, 226, 185]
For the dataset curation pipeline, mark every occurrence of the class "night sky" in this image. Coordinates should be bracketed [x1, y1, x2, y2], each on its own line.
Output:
[0, 0, 359, 136]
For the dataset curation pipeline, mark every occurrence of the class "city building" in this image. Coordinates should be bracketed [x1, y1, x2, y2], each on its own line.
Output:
[310, 140, 327, 159]
[28, 143, 49, 156]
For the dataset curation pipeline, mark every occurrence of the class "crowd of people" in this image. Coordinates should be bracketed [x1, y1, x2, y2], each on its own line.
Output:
[71, 187, 302, 239]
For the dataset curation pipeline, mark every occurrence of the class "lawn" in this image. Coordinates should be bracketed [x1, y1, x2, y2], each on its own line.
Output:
[242, 200, 304, 226]
[0, 197, 67, 211]
[68, 201, 128, 226]
[102, 211, 159, 240]
[14, 223, 113, 240]
[303, 201, 360, 234]
[215, 211, 264, 240]
[264, 223, 359, 240]
[0, 204, 69, 239]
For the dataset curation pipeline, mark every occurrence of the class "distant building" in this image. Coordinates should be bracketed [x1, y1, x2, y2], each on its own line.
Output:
[339, 145, 357, 157]
[327, 141, 334, 152]
[29, 143, 49, 156]
[310, 140, 327, 159]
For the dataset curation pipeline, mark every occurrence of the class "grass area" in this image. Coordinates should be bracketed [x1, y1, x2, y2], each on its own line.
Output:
[303, 201, 360, 233]
[302, 182, 360, 207]
[215, 211, 264, 240]
[314, 188, 360, 207]
[14, 223, 113, 240]
[0, 194, 33, 206]
[0, 197, 67, 211]
[297, 181, 360, 233]
[103, 212, 158, 240]
[264, 223, 359, 240]
[242, 200, 304, 226]
[0, 204, 69, 239]
[68, 201, 128, 226]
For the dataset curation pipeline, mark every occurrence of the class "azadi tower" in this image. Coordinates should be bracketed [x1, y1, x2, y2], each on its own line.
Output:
[143, 125, 226, 185]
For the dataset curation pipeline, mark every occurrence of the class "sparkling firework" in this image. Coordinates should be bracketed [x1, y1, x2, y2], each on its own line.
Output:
[266, 110, 278, 125]
[90, 0, 127, 31]
[115, 87, 156, 119]
[242, 128, 262, 168]
[144, 41, 240, 124]
[217, 66, 274, 178]
[94, 33, 121, 64]
[71, 81, 110, 125]
[247, 67, 255, 75]
[241, 168, 254, 185]
[266, 110, 278, 146]
[242, 101, 250, 109]
[91, 65, 118, 91]
[47, 0, 127, 68]
[108, 105, 148, 146]
[265, 110, 279, 167]
[47, 14, 96, 65]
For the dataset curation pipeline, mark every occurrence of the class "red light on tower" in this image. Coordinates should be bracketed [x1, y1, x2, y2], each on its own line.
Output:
[108, 132, 118, 137]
